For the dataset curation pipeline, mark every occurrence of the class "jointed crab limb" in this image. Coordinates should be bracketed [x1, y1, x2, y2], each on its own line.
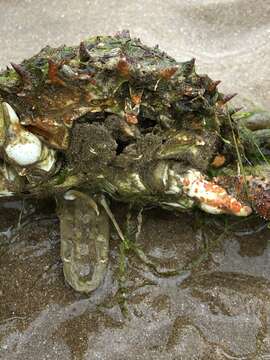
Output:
[179, 169, 252, 216]
[99, 195, 126, 243]
[56, 190, 110, 294]
[110, 164, 253, 217]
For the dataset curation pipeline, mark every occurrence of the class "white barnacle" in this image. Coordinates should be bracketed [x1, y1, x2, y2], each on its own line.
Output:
[3, 102, 42, 166]
[64, 190, 77, 201]
[5, 132, 42, 167]
[195, 139, 205, 146]
[2, 102, 57, 173]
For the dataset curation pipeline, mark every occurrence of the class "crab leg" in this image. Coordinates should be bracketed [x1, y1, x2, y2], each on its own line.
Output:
[179, 169, 252, 216]
[56, 190, 110, 294]
[110, 164, 252, 217]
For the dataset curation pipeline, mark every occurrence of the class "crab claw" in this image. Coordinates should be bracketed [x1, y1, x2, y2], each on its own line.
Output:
[180, 169, 252, 216]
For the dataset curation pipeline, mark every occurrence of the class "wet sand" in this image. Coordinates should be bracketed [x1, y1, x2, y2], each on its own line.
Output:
[1, 1, 270, 359]
[1, 200, 270, 359]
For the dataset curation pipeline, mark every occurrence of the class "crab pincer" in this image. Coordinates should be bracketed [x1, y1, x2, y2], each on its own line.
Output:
[179, 169, 252, 216]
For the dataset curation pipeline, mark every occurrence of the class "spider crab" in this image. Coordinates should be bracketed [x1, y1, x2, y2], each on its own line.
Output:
[0, 31, 269, 293]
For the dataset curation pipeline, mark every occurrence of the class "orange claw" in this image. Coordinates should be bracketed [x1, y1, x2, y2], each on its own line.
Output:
[125, 113, 138, 124]
[180, 169, 252, 216]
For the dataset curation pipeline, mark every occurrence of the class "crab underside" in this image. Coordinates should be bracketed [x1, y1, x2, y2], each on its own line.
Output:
[1, 31, 270, 293]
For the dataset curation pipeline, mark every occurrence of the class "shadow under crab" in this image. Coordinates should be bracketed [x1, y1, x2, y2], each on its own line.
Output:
[1, 31, 270, 293]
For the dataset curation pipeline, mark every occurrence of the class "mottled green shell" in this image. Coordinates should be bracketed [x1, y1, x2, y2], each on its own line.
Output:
[0, 31, 227, 151]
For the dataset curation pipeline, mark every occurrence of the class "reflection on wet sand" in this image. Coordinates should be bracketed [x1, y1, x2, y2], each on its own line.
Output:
[1, 199, 270, 359]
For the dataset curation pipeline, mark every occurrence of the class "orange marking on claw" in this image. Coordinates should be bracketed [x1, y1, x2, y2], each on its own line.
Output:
[203, 183, 248, 215]
[180, 170, 252, 216]
[131, 94, 142, 105]
[125, 113, 138, 124]
[182, 178, 190, 186]
[203, 192, 248, 215]
[230, 199, 241, 213]
[203, 182, 225, 194]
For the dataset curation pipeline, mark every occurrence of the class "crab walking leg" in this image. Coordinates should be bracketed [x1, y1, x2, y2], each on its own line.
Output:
[56, 190, 110, 294]
[109, 163, 252, 217]
[179, 169, 252, 216]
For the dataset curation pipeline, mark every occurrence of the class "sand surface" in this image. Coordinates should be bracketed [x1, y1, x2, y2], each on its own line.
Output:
[1, 0, 270, 109]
